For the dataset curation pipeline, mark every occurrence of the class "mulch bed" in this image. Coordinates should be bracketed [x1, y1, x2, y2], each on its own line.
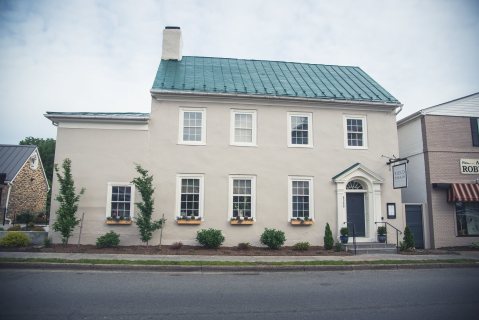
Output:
[2, 245, 476, 256]
[0, 244, 353, 256]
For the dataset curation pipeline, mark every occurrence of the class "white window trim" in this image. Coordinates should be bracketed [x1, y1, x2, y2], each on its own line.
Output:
[288, 176, 314, 221]
[106, 183, 136, 218]
[175, 174, 205, 220]
[230, 109, 257, 147]
[228, 175, 257, 221]
[287, 112, 313, 148]
[178, 108, 207, 145]
[343, 115, 368, 149]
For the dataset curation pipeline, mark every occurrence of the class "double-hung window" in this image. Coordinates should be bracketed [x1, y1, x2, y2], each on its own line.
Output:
[229, 176, 256, 220]
[179, 108, 206, 145]
[288, 176, 314, 220]
[176, 174, 204, 219]
[106, 183, 135, 219]
[288, 112, 312, 147]
[230, 110, 257, 146]
[344, 115, 368, 149]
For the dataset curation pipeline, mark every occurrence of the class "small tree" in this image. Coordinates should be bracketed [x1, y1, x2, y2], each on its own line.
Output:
[401, 226, 415, 250]
[131, 165, 164, 245]
[52, 158, 85, 245]
[324, 223, 334, 250]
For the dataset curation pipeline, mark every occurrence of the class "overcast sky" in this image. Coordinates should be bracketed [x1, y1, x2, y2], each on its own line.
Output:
[1, 0, 478, 144]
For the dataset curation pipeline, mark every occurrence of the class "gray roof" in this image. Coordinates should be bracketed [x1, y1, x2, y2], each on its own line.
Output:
[45, 112, 150, 121]
[0, 145, 37, 182]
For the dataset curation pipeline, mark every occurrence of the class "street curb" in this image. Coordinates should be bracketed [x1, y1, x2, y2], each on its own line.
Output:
[1, 261, 478, 272]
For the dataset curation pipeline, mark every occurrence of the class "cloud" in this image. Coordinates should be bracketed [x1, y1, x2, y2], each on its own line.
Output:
[0, 0, 478, 144]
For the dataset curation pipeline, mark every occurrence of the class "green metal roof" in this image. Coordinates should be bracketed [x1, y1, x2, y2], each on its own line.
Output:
[151, 56, 400, 104]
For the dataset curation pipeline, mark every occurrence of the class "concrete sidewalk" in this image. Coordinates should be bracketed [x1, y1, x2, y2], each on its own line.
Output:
[1, 250, 479, 262]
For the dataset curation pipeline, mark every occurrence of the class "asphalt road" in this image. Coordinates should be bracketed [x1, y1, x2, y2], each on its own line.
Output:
[1, 268, 478, 320]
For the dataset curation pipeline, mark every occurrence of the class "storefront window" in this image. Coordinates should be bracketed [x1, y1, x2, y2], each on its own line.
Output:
[456, 202, 479, 236]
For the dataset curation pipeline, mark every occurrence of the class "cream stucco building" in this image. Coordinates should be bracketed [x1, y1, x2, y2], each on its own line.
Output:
[45, 27, 405, 246]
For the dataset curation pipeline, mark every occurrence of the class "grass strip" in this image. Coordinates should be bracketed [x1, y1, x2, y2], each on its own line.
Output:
[0, 257, 477, 267]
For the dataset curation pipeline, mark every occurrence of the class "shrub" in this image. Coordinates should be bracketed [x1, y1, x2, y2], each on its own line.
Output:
[170, 242, 183, 250]
[401, 226, 415, 251]
[196, 229, 225, 249]
[7, 225, 21, 231]
[30, 226, 46, 232]
[377, 226, 387, 235]
[34, 212, 48, 224]
[0, 232, 31, 247]
[334, 242, 343, 252]
[237, 242, 251, 250]
[15, 212, 35, 225]
[96, 231, 120, 248]
[0, 227, 3, 231]
[43, 237, 52, 248]
[293, 242, 310, 251]
[340, 227, 349, 236]
[323, 223, 334, 250]
[260, 228, 286, 249]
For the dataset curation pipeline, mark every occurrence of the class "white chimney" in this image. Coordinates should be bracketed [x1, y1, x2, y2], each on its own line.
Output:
[162, 26, 183, 61]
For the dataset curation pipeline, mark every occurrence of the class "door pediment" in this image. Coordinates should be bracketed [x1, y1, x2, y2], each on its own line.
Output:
[332, 163, 383, 184]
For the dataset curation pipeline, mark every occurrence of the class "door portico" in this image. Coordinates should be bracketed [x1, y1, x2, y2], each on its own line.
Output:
[333, 163, 383, 242]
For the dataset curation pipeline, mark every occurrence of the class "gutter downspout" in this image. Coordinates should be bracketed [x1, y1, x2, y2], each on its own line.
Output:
[394, 105, 403, 115]
[3, 182, 12, 225]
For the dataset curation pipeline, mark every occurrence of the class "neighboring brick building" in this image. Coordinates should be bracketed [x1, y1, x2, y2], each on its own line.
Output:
[398, 93, 479, 249]
[0, 145, 50, 224]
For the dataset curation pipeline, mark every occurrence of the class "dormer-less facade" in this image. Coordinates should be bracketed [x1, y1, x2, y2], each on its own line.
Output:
[398, 93, 479, 249]
[45, 27, 405, 246]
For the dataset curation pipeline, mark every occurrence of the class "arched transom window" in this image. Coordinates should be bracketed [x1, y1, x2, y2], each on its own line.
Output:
[346, 180, 364, 190]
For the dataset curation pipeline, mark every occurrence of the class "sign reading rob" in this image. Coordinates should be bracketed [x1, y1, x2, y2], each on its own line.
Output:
[460, 159, 479, 174]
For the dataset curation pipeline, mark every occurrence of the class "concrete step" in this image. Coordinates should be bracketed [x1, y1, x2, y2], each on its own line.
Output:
[342, 242, 398, 254]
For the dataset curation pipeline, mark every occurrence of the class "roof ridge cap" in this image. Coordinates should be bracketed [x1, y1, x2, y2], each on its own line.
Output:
[179, 56, 360, 69]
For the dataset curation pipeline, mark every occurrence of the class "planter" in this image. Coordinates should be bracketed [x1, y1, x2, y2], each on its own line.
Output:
[0, 231, 48, 245]
[339, 235, 349, 244]
[290, 220, 314, 225]
[230, 219, 254, 225]
[105, 220, 132, 225]
[377, 234, 387, 243]
[177, 219, 201, 225]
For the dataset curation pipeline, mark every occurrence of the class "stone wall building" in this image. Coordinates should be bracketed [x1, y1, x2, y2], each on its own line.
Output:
[0, 145, 49, 224]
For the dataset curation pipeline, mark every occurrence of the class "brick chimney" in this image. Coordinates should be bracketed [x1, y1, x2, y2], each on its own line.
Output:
[162, 26, 183, 61]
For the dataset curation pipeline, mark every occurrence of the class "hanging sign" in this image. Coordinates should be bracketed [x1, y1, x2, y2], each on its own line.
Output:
[393, 163, 407, 189]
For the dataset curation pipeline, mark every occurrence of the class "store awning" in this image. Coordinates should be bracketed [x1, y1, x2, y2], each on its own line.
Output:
[448, 183, 479, 202]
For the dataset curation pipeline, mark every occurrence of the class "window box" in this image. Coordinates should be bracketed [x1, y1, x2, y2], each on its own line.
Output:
[290, 218, 314, 226]
[230, 217, 254, 225]
[105, 219, 132, 225]
[176, 217, 202, 225]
